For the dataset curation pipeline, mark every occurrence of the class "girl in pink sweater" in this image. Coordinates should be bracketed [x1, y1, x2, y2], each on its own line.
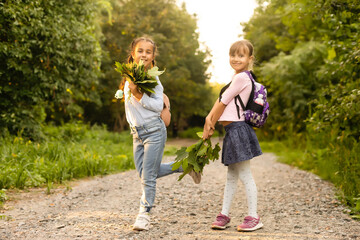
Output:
[203, 40, 263, 232]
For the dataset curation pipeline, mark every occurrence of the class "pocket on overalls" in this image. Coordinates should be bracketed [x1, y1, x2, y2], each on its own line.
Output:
[145, 124, 161, 135]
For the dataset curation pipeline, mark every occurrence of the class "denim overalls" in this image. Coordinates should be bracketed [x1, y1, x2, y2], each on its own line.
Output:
[130, 117, 179, 213]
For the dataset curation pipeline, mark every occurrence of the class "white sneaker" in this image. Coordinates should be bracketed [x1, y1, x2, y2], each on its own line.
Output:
[188, 170, 201, 184]
[133, 213, 150, 231]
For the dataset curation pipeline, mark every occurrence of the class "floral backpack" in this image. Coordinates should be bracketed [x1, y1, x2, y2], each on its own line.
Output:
[219, 71, 270, 128]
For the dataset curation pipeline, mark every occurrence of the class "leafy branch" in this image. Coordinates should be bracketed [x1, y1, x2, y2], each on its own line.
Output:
[172, 132, 221, 181]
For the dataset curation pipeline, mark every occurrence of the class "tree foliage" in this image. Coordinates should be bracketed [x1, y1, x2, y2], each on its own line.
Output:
[243, 0, 360, 138]
[0, 0, 104, 138]
[95, 0, 213, 132]
[0, 0, 212, 137]
[243, 0, 360, 210]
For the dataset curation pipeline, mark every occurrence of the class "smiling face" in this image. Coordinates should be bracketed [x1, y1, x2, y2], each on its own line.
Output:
[229, 48, 253, 73]
[229, 40, 254, 74]
[131, 40, 155, 69]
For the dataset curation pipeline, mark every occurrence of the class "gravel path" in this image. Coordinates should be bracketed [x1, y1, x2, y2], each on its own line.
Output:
[1, 138, 360, 240]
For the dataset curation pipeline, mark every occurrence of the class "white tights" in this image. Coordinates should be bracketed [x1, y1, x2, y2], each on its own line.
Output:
[221, 160, 258, 218]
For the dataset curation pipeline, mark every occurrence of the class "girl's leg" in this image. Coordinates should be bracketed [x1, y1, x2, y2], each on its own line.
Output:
[221, 164, 239, 216]
[157, 162, 182, 178]
[235, 160, 258, 218]
[133, 136, 145, 178]
[156, 126, 182, 178]
[211, 164, 238, 229]
[138, 124, 167, 213]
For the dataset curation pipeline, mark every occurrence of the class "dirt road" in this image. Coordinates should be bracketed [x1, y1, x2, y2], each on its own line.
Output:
[1, 138, 360, 240]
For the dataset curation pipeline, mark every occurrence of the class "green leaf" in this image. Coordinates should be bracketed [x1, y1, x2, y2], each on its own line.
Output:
[138, 79, 157, 84]
[211, 143, 221, 160]
[171, 160, 183, 171]
[196, 131, 203, 138]
[196, 144, 207, 157]
[186, 139, 202, 152]
[175, 147, 188, 162]
[147, 66, 165, 78]
[187, 150, 197, 164]
[178, 166, 192, 181]
[192, 161, 201, 172]
[182, 159, 188, 170]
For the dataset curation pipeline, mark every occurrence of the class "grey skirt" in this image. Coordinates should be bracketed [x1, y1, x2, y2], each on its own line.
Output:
[221, 121, 262, 166]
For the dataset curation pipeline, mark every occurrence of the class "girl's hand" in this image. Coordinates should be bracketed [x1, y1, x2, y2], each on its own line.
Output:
[128, 81, 143, 100]
[203, 117, 215, 140]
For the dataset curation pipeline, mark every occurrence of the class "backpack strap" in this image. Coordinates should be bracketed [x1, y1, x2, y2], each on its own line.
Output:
[234, 71, 255, 118]
[219, 71, 255, 119]
[218, 82, 231, 102]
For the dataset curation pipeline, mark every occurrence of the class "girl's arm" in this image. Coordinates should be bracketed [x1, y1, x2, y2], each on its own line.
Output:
[203, 99, 226, 139]
[138, 82, 163, 112]
[128, 78, 163, 112]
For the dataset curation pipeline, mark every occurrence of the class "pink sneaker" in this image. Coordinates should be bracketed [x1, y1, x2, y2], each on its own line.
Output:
[237, 216, 263, 232]
[211, 213, 230, 230]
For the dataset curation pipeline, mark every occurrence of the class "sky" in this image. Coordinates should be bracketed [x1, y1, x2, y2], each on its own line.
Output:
[176, 0, 258, 84]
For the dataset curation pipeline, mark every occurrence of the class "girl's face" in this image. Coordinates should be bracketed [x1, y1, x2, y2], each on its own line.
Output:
[132, 40, 155, 68]
[229, 49, 253, 73]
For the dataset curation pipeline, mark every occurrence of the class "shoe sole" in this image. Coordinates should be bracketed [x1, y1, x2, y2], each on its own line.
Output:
[211, 225, 227, 230]
[237, 222, 263, 232]
[133, 226, 149, 231]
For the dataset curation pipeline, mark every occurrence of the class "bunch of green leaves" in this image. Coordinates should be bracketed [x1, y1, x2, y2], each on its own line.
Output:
[172, 132, 221, 181]
[114, 60, 164, 96]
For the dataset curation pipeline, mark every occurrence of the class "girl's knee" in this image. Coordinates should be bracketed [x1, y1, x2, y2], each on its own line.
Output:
[227, 165, 239, 181]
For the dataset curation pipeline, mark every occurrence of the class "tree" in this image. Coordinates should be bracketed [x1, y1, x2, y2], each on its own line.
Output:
[242, 0, 360, 138]
[242, 0, 360, 211]
[95, 0, 213, 132]
[0, 0, 104, 138]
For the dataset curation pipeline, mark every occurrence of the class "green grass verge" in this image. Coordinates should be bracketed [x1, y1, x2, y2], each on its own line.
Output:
[0, 122, 134, 191]
[260, 140, 360, 219]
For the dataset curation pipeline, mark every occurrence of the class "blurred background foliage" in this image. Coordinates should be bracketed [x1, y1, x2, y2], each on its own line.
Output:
[0, 0, 215, 139]
[0, 0, 359, 214]
[243, 0, 359, 215]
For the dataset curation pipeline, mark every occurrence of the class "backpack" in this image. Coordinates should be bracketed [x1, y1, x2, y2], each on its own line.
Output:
[219, 71, 270, 128]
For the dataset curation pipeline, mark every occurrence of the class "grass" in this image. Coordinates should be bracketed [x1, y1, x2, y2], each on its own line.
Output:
[164, 145, 179, 156]
[178, 127, 219, 139]
[2, 122, 359, 220]
[260, 138, 360, 219]
[260, 141, 312, 170]
[0, 122, 134, 192]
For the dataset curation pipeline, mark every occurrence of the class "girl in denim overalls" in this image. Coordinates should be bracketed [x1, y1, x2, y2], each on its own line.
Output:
[118, 36, 200, 231]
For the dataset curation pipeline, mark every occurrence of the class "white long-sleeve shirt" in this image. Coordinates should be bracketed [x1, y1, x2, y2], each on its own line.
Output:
[124, 76, 164, 127]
